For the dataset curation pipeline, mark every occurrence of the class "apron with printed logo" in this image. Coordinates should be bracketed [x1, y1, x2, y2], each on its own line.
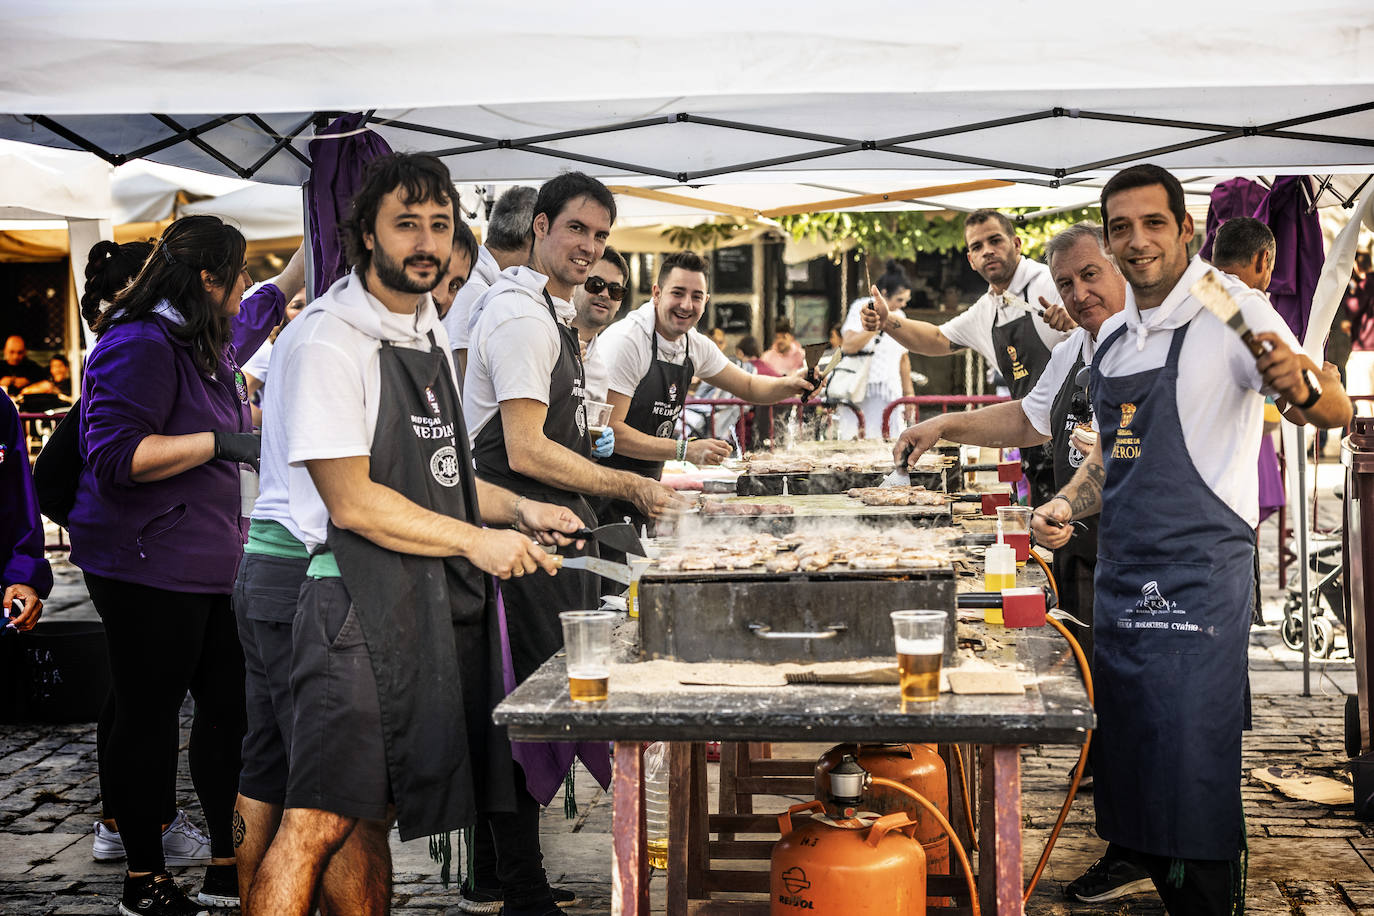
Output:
[1090, 319, 1253, 860]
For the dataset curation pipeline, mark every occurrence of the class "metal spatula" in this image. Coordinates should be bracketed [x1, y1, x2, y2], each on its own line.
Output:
[570, 522, 647, 558]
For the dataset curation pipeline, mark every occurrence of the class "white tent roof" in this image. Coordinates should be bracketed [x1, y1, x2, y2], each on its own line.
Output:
[2, 0, 1370, 193]
[0, 139, 110, 221]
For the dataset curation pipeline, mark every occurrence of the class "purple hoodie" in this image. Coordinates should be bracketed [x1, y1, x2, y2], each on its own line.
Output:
[1, 396, 52, 598]
[68, 284, 284, 593]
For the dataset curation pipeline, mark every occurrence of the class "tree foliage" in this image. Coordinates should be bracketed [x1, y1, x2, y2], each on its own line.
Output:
[777, 207, 1102, 260]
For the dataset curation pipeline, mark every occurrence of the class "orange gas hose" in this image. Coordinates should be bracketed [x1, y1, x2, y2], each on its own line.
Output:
[1023, 547, 1095, 904]
[951, 744, 978, 852]
[869, 777, 981, 916]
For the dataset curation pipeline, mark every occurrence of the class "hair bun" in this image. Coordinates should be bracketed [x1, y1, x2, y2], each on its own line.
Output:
[884, 259, 900, 273]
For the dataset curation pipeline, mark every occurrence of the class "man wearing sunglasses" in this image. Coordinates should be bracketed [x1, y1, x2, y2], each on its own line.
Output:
[888, 225, 1142, 900]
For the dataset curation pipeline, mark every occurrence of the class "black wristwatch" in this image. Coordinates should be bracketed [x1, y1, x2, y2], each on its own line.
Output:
[1294, 369, 1323, 410]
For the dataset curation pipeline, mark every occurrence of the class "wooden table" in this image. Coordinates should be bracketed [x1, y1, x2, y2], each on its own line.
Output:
[494, 621, 1091, 915]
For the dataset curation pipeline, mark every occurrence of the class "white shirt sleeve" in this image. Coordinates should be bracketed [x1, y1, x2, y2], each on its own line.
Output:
[483, 314, 562, 404]
[603, 327, 650, 398]
[1232, 293, 1303, 396]
[282, 336, 371, 465]
[688, 331, 730, 378]
[840, 298, 869, 335]
[1020, 334, 1080, 437]
[940, 298, 994, 359]
[444, 279, 488, 350]
[240, 339, 272, 382]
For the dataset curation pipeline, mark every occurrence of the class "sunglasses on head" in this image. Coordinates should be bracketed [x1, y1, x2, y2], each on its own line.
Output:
[584, 276, 626, 301]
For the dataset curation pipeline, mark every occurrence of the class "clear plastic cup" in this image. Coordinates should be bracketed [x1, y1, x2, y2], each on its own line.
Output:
[559, 610, 617, 702]
[890, 610, 947, 702]
[996, 505, 1033, 567]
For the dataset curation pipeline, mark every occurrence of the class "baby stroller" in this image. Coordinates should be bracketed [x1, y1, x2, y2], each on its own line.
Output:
[1279, 532, 1346, 658]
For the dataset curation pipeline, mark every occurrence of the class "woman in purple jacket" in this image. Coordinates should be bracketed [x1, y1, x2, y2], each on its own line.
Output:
[69, 215, 285, 916]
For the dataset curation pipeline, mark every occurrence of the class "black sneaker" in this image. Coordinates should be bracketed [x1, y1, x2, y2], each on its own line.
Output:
[195, 864, 239, 908]
[119, 873, 209, 916]
[1065, 856, 1154, 903]
[478, 885, 579, 914]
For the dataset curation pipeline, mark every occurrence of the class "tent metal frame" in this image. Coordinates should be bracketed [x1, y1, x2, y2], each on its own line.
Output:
[18, 101, 1374, 204]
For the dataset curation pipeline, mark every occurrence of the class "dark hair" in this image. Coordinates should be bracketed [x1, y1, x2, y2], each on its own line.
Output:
[81, 239, 154, 330]
[1045, 222, 1107, 269]
[737, 335, 763, 359]
[599, 245, 630, 281]
[342, 153, 458, 274]
[486, 185, 538, 252]
[48, 353, 70, 369]
[963, 209, 1016, 241]
[95, 215, 247, 376]
[1100, 164, 1188, 231]
[533, 171, 616, 231]
[774, 318, 795, 337]
[1213, 217, 1276, 268]
[876, 259, 912, 298]
[657, 250, 710, 287]
[452, 219, 479, 268]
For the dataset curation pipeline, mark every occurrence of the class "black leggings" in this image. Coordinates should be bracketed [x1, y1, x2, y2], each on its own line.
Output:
[85, 572, 246, 872]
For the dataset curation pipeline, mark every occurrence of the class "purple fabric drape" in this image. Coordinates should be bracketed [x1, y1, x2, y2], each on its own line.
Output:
[1201, 176, 1325, 339]
[306, 113, 394, 298]
[495, 582, 612, 807]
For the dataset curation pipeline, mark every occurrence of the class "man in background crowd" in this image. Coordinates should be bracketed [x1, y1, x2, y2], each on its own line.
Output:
[1, 335, 46, 395]
[760, 317, 805, 374]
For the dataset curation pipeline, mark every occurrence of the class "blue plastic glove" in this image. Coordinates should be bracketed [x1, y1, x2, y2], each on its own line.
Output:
[592, 426, 615, 458]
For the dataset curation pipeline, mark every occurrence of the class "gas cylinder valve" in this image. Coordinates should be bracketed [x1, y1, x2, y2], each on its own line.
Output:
[827, 755, 870, 816]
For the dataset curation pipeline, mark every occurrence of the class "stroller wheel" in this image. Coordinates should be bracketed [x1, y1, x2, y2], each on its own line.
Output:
[1280, 610, 1306, 652]
[1311, 616, 1335, 659]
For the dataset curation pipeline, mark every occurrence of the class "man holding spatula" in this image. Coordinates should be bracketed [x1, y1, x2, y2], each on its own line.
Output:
[1039, 164, 1350, 916]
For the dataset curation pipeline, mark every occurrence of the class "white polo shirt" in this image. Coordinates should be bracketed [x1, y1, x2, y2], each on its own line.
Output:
[1091, 256, 1301, 528]
[940, 257, 1069, 365]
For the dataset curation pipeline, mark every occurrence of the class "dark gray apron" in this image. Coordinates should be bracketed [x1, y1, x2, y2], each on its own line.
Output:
[1048, 348, 1100, 655]
[470, 290, 610, 804]
[598, 328, 694, 533]
[1090, 319, 1253, 861]
[992, 287, 1056, 506]
[326, 334, 513, 841]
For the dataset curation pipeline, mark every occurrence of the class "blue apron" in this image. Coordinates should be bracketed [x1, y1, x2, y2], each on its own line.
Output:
[1090, 319, 1253, 861]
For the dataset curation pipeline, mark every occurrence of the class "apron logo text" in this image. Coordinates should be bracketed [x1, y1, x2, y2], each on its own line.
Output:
[1112, 404, 1141, 459]
[411, 415, 455, 440]
[1005, 345, 1028, 381]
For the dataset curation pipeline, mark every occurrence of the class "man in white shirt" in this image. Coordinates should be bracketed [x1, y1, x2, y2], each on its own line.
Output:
[571, 245, 628, 415]
[465, 171, 684, 916]
[248, 154, 582, 916]
[1037, 164, 1350, 915]
[862, 209, 1073, 501]
[595, 250, 814, 525]
[443, 185, 537, 377]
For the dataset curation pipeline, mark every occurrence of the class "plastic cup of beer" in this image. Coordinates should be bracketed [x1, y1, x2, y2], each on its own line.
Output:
[559, 610, 617, 702]
[585, 399, 613, 439]
[996, 505, 1033, 567]
[891, 610, 947, 703]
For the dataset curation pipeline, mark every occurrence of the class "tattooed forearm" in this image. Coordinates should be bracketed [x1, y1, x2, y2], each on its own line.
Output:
[1056, 443, 1104, 519]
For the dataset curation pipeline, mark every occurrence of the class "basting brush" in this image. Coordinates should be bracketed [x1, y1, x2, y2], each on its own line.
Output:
[1190, 269, 1268, 358]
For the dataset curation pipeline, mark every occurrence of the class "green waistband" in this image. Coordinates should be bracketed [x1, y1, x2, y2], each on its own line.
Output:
[307, 550, 342, 579]
[245, 518, 310, 559]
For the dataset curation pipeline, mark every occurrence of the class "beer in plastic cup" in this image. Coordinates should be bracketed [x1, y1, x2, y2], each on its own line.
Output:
[891, 610, 947, 702]
[559, 610, 617, 702]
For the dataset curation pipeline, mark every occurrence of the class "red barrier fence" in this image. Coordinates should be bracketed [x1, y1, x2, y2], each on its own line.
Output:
[682, 397, 865, 443]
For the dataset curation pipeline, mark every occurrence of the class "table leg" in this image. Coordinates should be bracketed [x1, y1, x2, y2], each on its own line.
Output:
[666, 743, 692, 915]
[978, 744, 1023, 916]
[612, 741, 649, 916]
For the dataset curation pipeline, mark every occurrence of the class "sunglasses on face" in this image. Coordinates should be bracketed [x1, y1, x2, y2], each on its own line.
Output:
[584, 276, 626, 301]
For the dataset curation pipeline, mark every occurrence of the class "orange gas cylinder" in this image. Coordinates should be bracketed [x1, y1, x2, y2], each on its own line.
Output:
[770, 801, 926, 915]
[815, 743, 949, 881]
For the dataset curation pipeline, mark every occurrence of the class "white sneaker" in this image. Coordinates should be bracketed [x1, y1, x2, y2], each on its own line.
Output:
[91, 810, 212, 866]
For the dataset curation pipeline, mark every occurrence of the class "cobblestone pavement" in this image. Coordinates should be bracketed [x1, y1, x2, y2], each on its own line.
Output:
[2, 461, 1368, 914]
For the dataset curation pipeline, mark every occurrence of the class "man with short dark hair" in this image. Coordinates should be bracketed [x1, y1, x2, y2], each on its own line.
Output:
[464, 171, 686, 916]
[247, 153, 583, 916]
[760, 317, 804, 374]
[1038, 164, 1350, 915]
[1213, 217, 1277, 292]
[595, 250, 814, 527]
[573, 245, 630, 409]
[444, 186, 538, 376]
[861, 209, 1072, 501]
